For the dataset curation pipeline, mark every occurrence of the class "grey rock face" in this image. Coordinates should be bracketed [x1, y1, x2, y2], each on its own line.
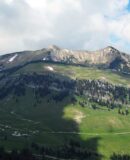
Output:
[0, 45, 130, 73]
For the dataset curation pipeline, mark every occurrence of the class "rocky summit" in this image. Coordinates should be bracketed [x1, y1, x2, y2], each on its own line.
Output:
[0, 45, 130, 74]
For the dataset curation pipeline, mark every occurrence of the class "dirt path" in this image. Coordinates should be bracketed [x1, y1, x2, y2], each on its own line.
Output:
[41, 131, 130, 136]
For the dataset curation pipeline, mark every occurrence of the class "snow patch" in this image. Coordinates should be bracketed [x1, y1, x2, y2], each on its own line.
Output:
[8, 54, 18, 62]
[45, 66, 54, 71]
[43, 57, 47, 61]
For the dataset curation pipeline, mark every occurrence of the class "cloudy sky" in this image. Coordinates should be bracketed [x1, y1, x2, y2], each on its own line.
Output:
[0, 0, 130, 54]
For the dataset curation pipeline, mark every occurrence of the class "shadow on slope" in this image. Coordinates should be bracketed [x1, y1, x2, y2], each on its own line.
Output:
[0, 70, 102, 159]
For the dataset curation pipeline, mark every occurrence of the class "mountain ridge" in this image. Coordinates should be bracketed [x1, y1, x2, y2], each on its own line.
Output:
[0, 45, 130, 74]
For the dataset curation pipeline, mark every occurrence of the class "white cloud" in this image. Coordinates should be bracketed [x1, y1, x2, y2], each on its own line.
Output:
[0, 0, 130, 54]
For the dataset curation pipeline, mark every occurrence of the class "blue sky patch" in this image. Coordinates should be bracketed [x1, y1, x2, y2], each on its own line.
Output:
[127, 0, 130, 11]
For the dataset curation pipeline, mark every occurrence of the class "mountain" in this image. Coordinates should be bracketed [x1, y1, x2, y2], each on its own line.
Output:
[0, 45, 130, 74]
[0, 45, 130, 159]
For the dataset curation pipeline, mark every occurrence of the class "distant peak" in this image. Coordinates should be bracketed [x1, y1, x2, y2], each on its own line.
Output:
[48, 45, 60, 50]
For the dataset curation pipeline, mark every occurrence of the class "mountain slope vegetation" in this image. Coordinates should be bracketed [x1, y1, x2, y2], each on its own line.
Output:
[0, 47, 130, 159]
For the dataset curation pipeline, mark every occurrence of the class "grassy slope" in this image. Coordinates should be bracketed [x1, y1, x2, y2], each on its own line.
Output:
[0, 62, 130, 159]
[0, 91, 130, 159]
[15, 62, 130, 87]
[64, 105, 130, 159]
